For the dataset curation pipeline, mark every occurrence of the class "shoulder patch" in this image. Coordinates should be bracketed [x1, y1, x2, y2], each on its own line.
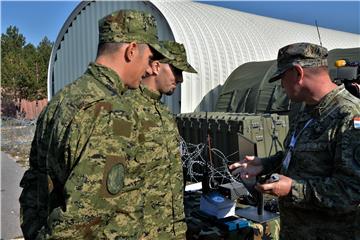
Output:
[106, 163, 125, 195]
[354, 116, 360, 129]
[100, 155, 126, 198]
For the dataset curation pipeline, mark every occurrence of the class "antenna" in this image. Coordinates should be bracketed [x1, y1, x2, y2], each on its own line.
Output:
[315, 20, 323, 47]
[202, 112, 210, 194]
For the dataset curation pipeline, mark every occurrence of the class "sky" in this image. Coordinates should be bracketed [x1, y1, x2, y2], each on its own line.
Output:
[1, 1, 359, 46]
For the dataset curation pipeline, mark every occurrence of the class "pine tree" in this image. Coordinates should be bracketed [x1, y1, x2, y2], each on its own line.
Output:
[1, 25, 53, 117]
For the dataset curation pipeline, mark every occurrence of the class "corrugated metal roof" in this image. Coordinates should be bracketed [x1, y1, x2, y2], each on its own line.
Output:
[48, 0, 360, 113]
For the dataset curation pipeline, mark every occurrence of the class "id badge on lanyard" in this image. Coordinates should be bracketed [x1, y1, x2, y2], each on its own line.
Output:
[282, 118, 313, 172]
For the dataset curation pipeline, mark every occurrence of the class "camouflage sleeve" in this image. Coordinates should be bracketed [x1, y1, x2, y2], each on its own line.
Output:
[19, 117, 49, 239]
[19, 106, 59, 240]
[290, 115, 360, 210]
[20, 95, 105, 239]
[260, 151, 285, 175]
[166, 121, 187, 238]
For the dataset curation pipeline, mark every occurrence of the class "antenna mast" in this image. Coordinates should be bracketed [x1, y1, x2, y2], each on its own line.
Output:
[202, 112, 210, 194]
[315, 20, 323, 47]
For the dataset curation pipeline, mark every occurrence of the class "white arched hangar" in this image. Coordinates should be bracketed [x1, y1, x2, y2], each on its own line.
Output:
[48, 0, 360, 113]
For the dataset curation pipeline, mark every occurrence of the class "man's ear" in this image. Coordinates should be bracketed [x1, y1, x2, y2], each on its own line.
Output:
[125, 42, 137, 62]
[294, 64, 304, 83]
[152, 61, 161, 75]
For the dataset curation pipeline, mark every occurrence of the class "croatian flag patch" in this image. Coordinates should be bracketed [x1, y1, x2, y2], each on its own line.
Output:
[354, 117, 360, 129]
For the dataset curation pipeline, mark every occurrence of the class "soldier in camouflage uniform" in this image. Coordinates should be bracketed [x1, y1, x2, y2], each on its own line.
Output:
[230, 43, 360, 240]
[19, 10, 174, 239]
[125, 40, 197, 239]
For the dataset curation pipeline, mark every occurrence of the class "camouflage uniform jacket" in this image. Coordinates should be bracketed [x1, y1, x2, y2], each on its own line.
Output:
[19, 63, 155, 239]
[125, 85, 187, 239]
[261, 85, 360, 240]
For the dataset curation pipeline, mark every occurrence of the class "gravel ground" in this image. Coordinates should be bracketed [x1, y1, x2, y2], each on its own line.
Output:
[1, 119, 36, 169]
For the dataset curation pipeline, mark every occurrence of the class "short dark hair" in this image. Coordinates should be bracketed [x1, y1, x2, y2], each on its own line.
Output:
[137, 43, 147, 55]
[303, 66, 329, 75]
[148, 45, 165, 61]
[96, 42, 124, 57]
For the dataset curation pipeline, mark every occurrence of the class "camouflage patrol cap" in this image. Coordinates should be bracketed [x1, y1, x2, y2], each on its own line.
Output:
[269, 42, 328, 82]
[99, 10, 173, 60]
[159, 41, 197, 73]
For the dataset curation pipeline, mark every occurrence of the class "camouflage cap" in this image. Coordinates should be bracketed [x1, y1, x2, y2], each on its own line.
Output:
[269, 42, 328, 82]
[159, 41, 197, 73]
[98, 10, 173, 60]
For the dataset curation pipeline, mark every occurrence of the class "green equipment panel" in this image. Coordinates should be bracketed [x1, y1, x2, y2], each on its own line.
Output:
[176, 112, 289, 180]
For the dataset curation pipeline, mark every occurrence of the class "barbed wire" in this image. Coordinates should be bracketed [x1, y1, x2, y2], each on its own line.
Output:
[180, 136, 244, 187]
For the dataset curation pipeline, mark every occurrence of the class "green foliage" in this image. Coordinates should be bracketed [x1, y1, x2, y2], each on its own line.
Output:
[1, 25, 53, 102]
[1, 25, 26, 55]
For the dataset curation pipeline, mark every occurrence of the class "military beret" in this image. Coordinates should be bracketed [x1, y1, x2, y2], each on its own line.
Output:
[269, 42, 328, 82]
[98, 10, 173, 60]
[159, 41, 197, 73]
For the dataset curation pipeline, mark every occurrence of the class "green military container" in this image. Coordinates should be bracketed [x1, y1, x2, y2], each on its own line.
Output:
[176, 112, 288, 182]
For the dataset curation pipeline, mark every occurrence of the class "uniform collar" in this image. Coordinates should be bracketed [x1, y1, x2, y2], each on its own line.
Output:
[140, 84, 162, 101]
[87, 62, 127, 95]
[307, 85, 346, 117]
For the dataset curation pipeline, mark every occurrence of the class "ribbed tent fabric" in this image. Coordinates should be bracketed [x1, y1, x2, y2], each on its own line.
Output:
[215, 48, 360, 121]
